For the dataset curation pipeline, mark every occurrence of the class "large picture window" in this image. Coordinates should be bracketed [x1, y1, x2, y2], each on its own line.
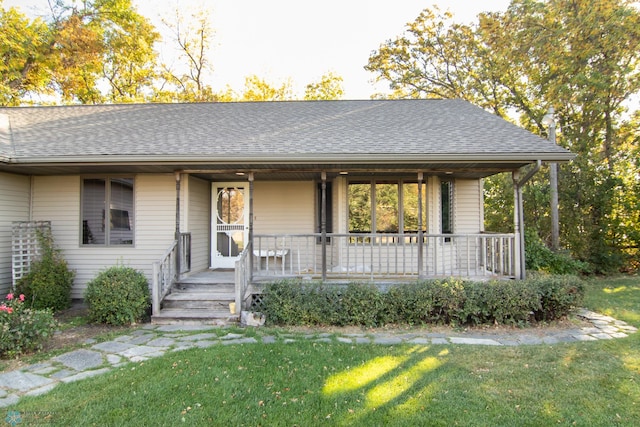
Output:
[82, 177, 134, 245]
[348, 180, 426, 234]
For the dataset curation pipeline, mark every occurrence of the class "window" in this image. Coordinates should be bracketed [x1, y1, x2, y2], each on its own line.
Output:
[441, 180, 453, 234]
[82, 177, 134, 245]
[348, 180, 426, 234]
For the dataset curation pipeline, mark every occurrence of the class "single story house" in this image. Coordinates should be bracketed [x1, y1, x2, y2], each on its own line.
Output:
[0, 100, 574, 322]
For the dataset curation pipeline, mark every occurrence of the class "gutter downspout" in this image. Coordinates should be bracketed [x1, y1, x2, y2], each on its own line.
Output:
[513, 160, 541, 280]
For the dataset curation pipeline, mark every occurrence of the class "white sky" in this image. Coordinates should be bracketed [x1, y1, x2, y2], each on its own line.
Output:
[7, 0, 512, 99]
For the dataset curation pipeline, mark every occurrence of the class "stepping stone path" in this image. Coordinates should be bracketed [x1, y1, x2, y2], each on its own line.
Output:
[0, 308, 636, 408]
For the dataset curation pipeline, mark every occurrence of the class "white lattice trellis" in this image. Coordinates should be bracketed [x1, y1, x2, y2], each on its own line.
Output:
[12, 221, 51, 287]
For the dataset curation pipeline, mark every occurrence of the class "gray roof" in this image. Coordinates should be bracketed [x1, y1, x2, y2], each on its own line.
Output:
[0, 99, 573, 178]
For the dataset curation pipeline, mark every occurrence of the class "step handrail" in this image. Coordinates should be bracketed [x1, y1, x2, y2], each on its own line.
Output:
[234, 241, 252, 313]
[152, 240, 178, 316]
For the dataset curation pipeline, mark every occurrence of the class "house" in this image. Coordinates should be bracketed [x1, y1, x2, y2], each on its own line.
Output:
[0, 100, 574, 321]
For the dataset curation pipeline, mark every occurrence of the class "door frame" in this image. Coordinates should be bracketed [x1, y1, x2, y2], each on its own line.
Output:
[210, 182, 249, 269]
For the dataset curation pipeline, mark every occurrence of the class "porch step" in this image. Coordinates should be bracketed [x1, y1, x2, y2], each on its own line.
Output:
[151, 308, 239, 325]
[163, 292, 234, 310]
[173, 282, 235, 294]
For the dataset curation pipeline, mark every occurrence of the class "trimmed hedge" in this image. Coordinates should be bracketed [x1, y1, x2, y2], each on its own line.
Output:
[85, 266, 151, 325]
[261, 275, 584, 327]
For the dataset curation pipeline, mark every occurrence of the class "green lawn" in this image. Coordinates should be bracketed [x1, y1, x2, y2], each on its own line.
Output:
[6, 276, 640, 426]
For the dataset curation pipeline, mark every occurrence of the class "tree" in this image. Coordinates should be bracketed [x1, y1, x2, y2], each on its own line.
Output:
[156, 4, 217, 102]
[239, 75, 294, 102]
[48, 0, 160, 103]
[0, 4, 52, 105]
[366, 0, 640, 272]
[304, 71, 344, 100]
[1, 0, 160, 104]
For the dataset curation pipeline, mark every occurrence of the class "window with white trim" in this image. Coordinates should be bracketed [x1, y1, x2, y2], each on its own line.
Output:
[82, 177, 134, 245]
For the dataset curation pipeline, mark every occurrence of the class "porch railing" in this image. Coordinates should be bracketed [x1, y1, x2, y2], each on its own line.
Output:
[234, 241, 252, 312]
[152, 240, 178, 316]
[180, 232, 192, 273]
[253, 233, 516, 279]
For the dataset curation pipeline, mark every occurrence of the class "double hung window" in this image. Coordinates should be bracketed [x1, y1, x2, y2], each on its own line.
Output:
[82, 177, 134, 245]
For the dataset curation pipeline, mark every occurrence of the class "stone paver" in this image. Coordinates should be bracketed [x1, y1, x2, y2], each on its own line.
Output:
[53, 349, 104, 371]
[146, 337, 176, 347]
[450, 337, 502, 346]
[0, 371, 54, 392]
[0, 307, 635, 409]
[92, 341, 136, 353]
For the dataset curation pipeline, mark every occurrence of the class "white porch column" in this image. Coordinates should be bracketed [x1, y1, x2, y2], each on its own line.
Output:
[248, 172, 254, 282]
[417, 172, 424, 279]
[513, 161, 542, 280]
[174, 172, 181, 275]
[513, 170, 523, 280]
[321, 171, 327, 282]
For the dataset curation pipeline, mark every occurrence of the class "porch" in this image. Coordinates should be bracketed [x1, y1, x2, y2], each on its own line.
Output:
[151, 231, 515, 323]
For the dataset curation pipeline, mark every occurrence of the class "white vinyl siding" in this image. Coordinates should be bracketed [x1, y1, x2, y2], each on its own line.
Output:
[0, 172, 31, 294]
[186, 176, 210, 272]
[253, 181, 315, 234]
[454, 179, 482, 233]
[31, 174, 176, 298]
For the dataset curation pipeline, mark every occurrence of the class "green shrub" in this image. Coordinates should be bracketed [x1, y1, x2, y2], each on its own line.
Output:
[528, 274, 585, 321]
[386, 282, 436, 325]
[16, 230, 75, 312]
[262, 275, 584, 327]
[85, 266, 150, 325]
[1, 292, 57, 358]
[525, 229, 590, 275]
[469, 280, 540, 326]
[339, 283, 386, 327]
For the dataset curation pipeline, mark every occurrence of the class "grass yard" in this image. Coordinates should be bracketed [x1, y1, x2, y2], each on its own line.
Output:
[6, 276, 640, 426]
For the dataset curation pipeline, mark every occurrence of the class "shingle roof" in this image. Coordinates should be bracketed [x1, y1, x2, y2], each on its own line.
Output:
[0, 99, 573, 168]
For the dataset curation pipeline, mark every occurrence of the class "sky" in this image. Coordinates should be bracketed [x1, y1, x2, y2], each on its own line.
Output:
[7, 0, 512, 99]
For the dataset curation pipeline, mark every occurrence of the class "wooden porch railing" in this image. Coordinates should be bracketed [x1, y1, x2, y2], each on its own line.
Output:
[234, 241, 252, 312]
[152, 240, 178, 316]
[253, 233, 516, 279]
[180, 232, 192, 273]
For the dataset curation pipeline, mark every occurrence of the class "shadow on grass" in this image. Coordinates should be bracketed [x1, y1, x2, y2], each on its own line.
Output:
[319, 340, 640, 426]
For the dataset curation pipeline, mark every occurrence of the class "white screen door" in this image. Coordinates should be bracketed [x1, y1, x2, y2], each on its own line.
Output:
[211, 183, 249, 269]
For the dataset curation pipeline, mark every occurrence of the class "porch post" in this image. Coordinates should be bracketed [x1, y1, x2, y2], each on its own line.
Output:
[248, 172, 254, 282]
[513, 170, 523, 280]
[417, 172, 424, 279]
[321, 171, 327, 281]
[513, 161, 542, 280]
[174, 172, 181, 276]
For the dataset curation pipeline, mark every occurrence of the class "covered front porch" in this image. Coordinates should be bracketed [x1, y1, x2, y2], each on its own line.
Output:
[151, 167, 523, 319]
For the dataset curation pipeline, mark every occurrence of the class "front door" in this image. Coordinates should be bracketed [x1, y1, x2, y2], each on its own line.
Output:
[211, 183, 249, 269]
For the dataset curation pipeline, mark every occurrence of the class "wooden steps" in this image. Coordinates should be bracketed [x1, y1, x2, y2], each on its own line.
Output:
[151, 275, 239, 325]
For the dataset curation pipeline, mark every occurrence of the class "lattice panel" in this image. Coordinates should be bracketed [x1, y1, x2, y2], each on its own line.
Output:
[249, 293, 266, 312]
[12, 221, 51, 287]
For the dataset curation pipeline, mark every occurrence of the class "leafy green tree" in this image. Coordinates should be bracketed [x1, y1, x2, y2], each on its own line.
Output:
[366, 0, 640, 272]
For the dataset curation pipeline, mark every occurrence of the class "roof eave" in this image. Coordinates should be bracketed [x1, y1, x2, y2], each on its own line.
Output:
[5, 152, 576, 165]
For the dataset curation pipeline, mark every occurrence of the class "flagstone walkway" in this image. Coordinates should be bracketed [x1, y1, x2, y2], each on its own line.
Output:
[0, 308, 636, 408]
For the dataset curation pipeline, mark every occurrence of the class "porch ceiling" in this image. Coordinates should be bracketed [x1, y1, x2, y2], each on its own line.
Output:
[1, 160, 531, 180]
